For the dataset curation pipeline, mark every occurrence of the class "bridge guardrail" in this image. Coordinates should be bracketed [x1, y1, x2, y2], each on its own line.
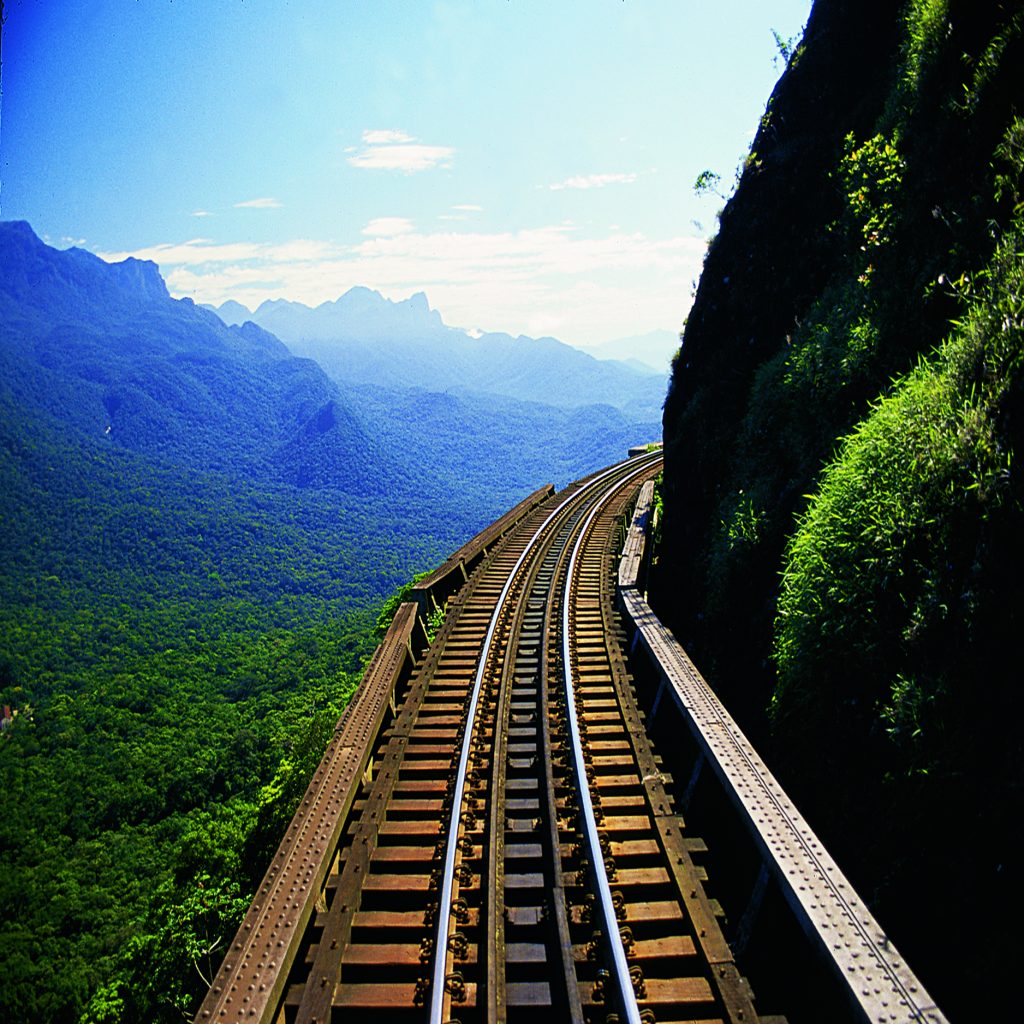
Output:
[410, 484, 555, 616]
[615, 491, 948, 1024]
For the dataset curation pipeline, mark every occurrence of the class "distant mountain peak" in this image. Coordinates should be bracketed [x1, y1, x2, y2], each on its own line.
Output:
[338, 285, 385, 303]
[105, 255, 169, 302]
[2, 219, 40, 242]
[254, 297, 294, 315]
[204, 299, 253, 326]
[402, 291, 430, 314]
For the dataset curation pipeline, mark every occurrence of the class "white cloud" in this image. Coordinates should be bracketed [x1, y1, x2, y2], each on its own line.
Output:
[191, 210, 213, 218]
[452, 204, 483, 212]
[362, 217, 415, 237]
[104, 224, 705, 346]
[233, 197, 282, 209]
[361, 129, 415, 145]
[549, 172, 638, 191]
[347, 131, 455, 173]
[99, 239, 262, 265]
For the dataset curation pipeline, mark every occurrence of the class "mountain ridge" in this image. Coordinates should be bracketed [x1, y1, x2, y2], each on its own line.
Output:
[1, 220, 662, 517]
[205, 288, 666, 418]
[0, 220, 389, 494]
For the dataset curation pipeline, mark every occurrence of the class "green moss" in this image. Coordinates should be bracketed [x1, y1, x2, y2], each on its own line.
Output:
[772, 223, 1023, 762]
[896, 0, 950, 117]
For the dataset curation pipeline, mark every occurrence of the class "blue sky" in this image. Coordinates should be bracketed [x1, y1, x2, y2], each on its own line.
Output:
[2, 0, 811, 347]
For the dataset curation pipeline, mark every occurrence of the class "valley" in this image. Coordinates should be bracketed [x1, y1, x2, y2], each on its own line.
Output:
[0, 221, 661, 1023]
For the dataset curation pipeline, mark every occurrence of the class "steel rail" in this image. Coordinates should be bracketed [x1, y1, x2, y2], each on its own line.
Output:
[429, 454, 658, 1023]
[536, 542, 586, 1023]
[558, 459, 658, 1024]
[484, 497, 583, 1023]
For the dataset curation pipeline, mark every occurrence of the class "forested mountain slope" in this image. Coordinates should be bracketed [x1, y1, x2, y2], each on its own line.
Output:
[654, 1, 1024, 1018]
[0, 223, 470, 1023]
[207, 283, 662, 515]
[0, 222, 394, 494]
[0, 218, 659, 1023]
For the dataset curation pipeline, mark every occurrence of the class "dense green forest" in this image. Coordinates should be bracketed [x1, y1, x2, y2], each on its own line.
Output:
[0, 224, 461, 1023]
[0, 402, 448, 1022]
[656, 1, 1023, 1018]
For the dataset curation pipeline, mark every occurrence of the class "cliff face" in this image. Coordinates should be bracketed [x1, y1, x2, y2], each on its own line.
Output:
[659, 0, 903, 716]
[656, 1, 1024, 1017]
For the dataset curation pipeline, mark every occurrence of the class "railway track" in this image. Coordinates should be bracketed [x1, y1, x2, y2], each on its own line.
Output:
[197, 452, 766, 1024]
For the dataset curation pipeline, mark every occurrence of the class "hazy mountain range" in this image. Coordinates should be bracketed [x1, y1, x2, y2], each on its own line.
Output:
[205, 290, 668, 420]
[1, 220, 662, 528]
[578, 329, 680, 373]
[0, 220, 386, 495]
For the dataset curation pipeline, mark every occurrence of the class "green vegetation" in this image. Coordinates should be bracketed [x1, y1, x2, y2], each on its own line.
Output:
[693, 169, 725, 199]
[372, 568, 445, 645]
[0, 410, 394, 1023]
[774, 221, 1023, 759]
[658, 4, 1024, 1016]
[770, 28, 798, 67]
[0, 299, 450, 1020]
[899, 0, 949, 106]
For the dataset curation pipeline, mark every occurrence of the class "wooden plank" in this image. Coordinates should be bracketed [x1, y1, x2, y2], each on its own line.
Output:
[507, 981, 553, 1006]
[579, 975, 714, 1005]
[331, 982, 477, 1008]
[342, 942, 477, 966]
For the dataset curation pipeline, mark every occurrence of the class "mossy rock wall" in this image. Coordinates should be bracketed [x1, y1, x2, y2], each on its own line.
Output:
[656, 1, 1024, 1017]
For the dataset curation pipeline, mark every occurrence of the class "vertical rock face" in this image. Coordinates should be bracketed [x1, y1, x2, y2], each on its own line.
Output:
[656, 1, 1024, 1018]
[657, 0, 903, 711]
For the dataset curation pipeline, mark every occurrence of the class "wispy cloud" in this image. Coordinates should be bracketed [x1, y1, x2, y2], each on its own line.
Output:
[548, 172, 638, 191]
[362, 217, 415, 237]
[362, 129, 415, 145]
[347, 130, 455, 173]
[191, 210, 213, 218]
[97, 238, 333, 266]
[233, 197, 282, 209]
[100, 224, 704, 345]
[440, 204, 483, 223]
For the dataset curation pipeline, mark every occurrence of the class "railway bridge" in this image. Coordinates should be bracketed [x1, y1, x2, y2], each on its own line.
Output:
[195, 452, 947, 1024]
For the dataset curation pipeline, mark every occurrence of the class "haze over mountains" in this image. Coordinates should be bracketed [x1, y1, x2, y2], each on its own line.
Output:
[578, 328, 680, 374]
[206, 289, 667, 420]
[1, 219, 662, 538]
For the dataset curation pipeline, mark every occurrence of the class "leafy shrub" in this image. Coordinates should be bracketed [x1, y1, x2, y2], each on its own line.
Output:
[772, 223, 1023, 770]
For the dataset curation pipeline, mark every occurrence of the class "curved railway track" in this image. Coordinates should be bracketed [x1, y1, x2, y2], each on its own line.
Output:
[197, 452, 765, 1024]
